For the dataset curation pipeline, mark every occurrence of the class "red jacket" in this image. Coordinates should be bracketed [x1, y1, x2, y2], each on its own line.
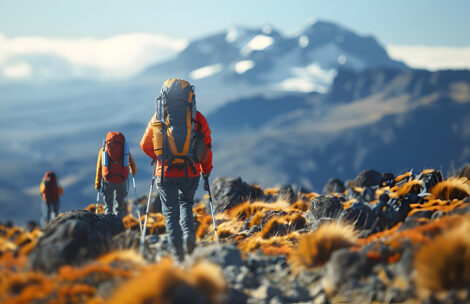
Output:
[140, 111, 213, 178]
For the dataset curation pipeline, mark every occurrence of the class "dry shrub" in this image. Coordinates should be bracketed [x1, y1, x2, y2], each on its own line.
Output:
[227, 200, 290, 220]
[415, 220, 470, 293]
[249, 210, 267, 228]
[108, 258, 225, 304]
[0, 271, 54, 303]
[289, 222, 358, 268]
[237, 232, 299, 253]
[264, 187, 280, 196]
[286, 213, 307, 230]
[395, 171, 412, 183]
[262, 244, 292, 256]
[196, 215, 213, 240]
[429, 177, 470, 200]
[18, 239, 38, 256]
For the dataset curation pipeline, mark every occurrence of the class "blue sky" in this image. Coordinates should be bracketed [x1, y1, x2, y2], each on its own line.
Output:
[1, 0, 470, 80]
[1, 0, 469, 45]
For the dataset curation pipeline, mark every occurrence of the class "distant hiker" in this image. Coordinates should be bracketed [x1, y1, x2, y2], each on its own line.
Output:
[40, 171, 63, 223]
[95, 132, 137, 220]
[140, 78, 213, 262]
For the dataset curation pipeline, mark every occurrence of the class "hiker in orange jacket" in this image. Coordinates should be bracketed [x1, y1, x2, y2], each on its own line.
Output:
[141, 78, 213, 261]
[95, 132, 137, 220]
[40, 171, 63, 223]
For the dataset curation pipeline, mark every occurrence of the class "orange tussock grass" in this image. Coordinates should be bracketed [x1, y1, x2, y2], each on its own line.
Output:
[0, 252, 28, 271]
[415, 219, 470, 292]
[108, 258, 225, 304]
[408, 200, 465, 217]
[290, 200, 310, 212]
[429, 177, 470, 200]
[97, 250, 146, 266]
[193, 202, 207, 216]
[150, 221, 166, 235]
[289, 222, 358, 269]
[122, 214, 140, 229]
[0, 238, 16, 254]
[260, 217, 289, 239]
[390, 180, 422, 197]
[227, 200, 290, 220]
[264, 187, 280, 196]
[249, 210, 267, 228]
[85, 203, 105, 214]
[5, 226, 25, 241]
[196, 215, 214, 240]
[58, 263, 132, 282]
[358, 215, 469, 248]
[0, 272, 55, 303]
[18, 239, 38, 256]
[57, 283, 96, 303]
[301, 192, 319, 201]
[395, 171, 412, 183]
[262, 244, 293, 256]
[237, 232, 300, 253]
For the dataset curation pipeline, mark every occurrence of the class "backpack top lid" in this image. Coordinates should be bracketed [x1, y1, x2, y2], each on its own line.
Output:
[44, 171, 56, 182]
[160, 78, 194, 103]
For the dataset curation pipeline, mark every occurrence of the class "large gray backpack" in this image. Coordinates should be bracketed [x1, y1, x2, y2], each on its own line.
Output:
[152, 79, 206, 177]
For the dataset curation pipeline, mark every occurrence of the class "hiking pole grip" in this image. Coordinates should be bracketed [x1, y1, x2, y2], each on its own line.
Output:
[204, 176, 220, 243]
[139, 162, 157, 254]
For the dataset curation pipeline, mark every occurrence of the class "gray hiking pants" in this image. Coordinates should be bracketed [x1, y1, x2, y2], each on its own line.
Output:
[46, 200, 59, 223]
[102, 180, 128, 220]
[156, 176, 200, 262]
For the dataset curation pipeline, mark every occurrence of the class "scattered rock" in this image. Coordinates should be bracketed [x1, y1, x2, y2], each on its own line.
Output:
[251, 282, 283, 302]
[347, 170, 383, 188]
[28, 210, 124, 273]
[209, 177, 264, 214]
[190, 243, 243, 268]
[457, 163, 470, 179]
[322, 178, 345, 195]
[417, 169, 443, 193]
[307, 196, 343, 223]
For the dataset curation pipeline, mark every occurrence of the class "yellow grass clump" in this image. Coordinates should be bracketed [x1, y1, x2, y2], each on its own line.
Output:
[429, 177, 470, 201]
[415, 219, 470, 293]
[108, 258, 226, 304]
[289, 222, 358, 269]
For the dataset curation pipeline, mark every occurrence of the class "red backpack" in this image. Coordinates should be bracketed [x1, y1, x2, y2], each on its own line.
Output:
[102, 132, 130, 183]
[42, 171, 59, 202]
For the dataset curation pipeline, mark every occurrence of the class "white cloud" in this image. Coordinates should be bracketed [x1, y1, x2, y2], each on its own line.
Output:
[0, 33, 187, 80]
[3, 62, 32, 79]
[387, 45, 470, 70]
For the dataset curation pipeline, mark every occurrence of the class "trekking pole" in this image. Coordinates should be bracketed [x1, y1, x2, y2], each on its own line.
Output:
[131, 174, 143, 233]
[95, 190, 100, 214]
[139, 161, 157, 254]
[204, 176, 220, 243]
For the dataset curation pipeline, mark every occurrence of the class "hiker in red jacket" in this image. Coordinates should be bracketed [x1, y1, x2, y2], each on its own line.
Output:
[40, 171, 63, 223]
[141, 78, 213, 262]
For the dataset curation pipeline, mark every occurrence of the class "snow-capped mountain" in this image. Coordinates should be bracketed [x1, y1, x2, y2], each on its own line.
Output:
[142, 19, 406, 101]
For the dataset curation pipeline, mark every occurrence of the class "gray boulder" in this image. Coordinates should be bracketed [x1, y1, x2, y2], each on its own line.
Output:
[322, 178, 345, 195]
[191, 243, 243, 268]
[209, 177, 264, 214]
[28, 210, 124, 273]
[347, 169, 383, 188]
[307, 196, 343, 223]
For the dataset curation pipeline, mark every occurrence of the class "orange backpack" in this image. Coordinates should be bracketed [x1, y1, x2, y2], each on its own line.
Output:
[42, 171, 59, 202]
[102, 132, 129, 183]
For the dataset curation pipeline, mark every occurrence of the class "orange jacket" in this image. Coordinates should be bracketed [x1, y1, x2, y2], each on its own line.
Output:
[95, 148, 137, 189]
[140, 111, 213, 178]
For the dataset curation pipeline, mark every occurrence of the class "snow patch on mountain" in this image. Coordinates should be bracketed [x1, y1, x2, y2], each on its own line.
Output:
[240, 35, 275, 56]
[190, 63, 223, 80]
[234, 60, 255, 74]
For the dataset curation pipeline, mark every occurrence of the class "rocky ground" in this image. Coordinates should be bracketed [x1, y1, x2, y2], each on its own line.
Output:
[1, 165, 470, 303]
